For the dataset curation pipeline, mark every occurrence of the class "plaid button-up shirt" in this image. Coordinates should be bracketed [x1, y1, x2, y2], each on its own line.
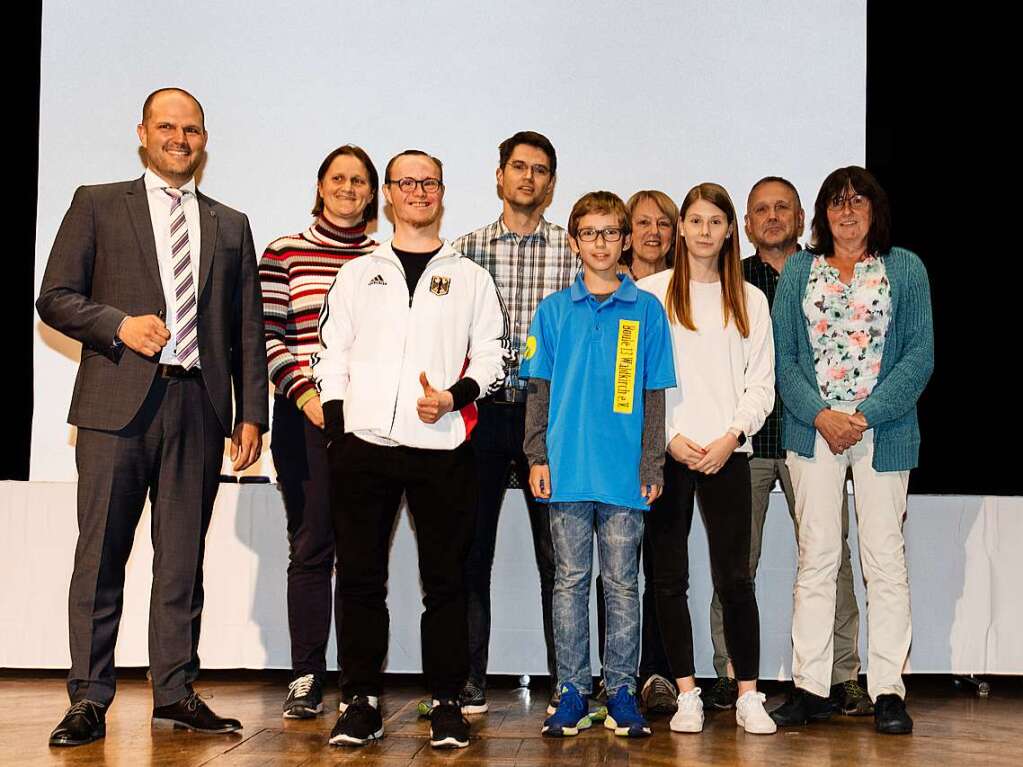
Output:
[743, 252, 787, 459]
[453, 216, 577, 389]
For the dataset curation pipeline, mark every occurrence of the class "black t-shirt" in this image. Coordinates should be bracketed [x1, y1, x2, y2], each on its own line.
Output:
[393, 244, 443, 304]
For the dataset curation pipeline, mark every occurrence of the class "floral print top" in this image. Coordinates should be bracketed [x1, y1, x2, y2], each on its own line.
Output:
[802, 254, 891, 401]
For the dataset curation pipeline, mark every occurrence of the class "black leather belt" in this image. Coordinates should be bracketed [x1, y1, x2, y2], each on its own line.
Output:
[490, 387, 527, 405]
[157, 364, 202, 380]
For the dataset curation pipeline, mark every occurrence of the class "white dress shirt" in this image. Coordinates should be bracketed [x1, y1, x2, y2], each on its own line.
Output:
[143, 168, 202, 367]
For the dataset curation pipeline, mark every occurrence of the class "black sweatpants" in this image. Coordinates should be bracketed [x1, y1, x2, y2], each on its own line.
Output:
[330, 435, 477, 699]
[645, 453, 760, 681]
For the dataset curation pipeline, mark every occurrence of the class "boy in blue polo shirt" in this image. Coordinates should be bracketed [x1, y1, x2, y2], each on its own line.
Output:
[520, 191, 675, 738]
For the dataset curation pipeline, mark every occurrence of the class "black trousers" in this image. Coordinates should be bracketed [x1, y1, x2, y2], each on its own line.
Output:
[645, 453, 760, 681]
[464, 400, 557, 685]
[330, 435, 477, 699]
[595, 535, 672, 682]
[68, 376, 223, 707]
[270, 395, 339, 681]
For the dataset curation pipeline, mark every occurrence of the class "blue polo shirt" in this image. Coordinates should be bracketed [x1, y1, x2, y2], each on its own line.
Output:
[520, 272, 676, 510]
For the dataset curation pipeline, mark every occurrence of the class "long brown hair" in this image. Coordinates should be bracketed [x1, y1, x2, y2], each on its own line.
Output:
[665, 182, 749, 337]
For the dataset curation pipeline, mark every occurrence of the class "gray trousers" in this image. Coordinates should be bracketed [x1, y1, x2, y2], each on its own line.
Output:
[67, 376, 223, 707]
[709, 457, 861, 684]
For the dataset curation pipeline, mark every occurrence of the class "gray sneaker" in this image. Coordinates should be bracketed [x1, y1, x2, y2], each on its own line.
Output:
[459, 680, 489, 714]
[640, 674, 679, 715]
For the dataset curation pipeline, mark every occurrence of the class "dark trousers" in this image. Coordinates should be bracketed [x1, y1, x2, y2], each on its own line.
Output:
[645, 453, 760, 681]
[596, 536, 672, 682]
[465, 400, 557, 685]
[331, 436, 477, 699]
[270, 395, 339, 681]
[68, 376, 223, 707]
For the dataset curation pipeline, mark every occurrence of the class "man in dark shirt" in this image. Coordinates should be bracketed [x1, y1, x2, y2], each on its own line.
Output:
[702, 176, 870, 716]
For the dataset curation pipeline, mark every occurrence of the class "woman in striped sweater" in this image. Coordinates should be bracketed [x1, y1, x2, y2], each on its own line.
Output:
[259, 145, 379, 719]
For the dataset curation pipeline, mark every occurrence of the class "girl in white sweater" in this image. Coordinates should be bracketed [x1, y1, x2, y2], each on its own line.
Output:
[638, 182, 776, 735]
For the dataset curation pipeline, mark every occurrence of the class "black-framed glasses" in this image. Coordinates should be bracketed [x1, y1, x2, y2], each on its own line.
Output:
[506, 160, 551, 178]
[827, 193, 869, 211]
[576, 227, 624, 242]
[386, 177, 443, 194]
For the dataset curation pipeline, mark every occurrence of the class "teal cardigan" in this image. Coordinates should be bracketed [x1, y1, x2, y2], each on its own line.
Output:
[772, 247, 934, 472]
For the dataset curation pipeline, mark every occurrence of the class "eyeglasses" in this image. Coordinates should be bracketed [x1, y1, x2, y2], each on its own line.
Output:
[386, 177, 443, 194]
[576, 227, 624, 242]
[506, 160, 551, 178]
[827, 193, 869, 211]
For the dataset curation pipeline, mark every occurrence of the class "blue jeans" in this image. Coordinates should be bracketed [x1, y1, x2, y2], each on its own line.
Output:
[549, 502, 644, 695]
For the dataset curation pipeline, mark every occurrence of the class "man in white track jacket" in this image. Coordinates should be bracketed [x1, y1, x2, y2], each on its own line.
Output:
[312, 149, 510, 750]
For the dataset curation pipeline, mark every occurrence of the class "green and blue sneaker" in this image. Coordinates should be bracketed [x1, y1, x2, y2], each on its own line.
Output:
[541, 683, 592, 737]
[604, 686, 651, 737]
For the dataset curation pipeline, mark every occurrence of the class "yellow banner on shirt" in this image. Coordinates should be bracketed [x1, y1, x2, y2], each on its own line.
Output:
[613, 320, 640, 414]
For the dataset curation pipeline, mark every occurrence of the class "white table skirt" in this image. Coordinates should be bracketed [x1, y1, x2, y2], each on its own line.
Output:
[1, 481, 1020, 676]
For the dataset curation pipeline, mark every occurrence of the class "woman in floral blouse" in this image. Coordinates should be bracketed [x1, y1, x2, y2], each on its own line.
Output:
[769, 167, 933, 735]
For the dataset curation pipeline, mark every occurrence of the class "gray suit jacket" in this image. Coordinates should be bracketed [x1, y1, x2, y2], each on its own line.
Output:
[37, 176, 269, 436]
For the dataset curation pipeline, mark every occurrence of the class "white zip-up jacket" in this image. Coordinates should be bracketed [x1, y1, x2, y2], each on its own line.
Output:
[312, 239, 510, 450]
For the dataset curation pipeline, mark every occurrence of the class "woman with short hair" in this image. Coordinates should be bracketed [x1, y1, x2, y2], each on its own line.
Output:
[769, 166, 933, 735]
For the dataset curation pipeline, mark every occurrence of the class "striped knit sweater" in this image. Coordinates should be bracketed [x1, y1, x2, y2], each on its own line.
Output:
[259, 218, 377, 409]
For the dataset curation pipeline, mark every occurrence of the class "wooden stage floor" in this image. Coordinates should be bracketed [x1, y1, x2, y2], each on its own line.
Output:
[1, 672, 1020, 766]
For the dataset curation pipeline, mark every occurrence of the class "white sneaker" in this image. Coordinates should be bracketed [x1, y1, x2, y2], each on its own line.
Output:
[669, 688, 704, 733]
[735, 690, 777, 734]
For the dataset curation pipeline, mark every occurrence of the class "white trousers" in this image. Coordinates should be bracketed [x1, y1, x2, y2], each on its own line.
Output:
[787, 413, 911, 701]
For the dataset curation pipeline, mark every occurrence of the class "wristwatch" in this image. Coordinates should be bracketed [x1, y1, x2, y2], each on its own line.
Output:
[728, 427, 747, 447]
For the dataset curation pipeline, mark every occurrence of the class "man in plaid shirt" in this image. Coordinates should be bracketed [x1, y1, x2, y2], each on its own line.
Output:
[702, 176, 869, 717]
[451, 132, 577, 714]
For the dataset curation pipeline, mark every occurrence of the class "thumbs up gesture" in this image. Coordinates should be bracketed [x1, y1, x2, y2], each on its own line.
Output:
[417, 371, 455, 424]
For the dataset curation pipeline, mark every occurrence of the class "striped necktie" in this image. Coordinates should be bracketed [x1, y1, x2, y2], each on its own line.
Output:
[162, 188, 200, 369]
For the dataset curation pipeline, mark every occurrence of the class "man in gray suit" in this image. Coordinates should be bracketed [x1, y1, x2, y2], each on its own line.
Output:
[37, 87, 268, 747]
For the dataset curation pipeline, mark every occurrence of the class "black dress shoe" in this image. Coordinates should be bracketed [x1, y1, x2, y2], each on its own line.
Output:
[152, 692, 242, 733]
[49, 700, 106, 747]
[874, 694, 913, 734]
[769, 687, 833, 726]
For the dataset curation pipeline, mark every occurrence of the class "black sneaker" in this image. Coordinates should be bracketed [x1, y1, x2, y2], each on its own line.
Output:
[874, 694, 913, 734]
[769, 687, 833, 727]
[640, 674, 679, 715]
[429, 699, 470, 748]
[701, 677, 738, 710]
[459, 679, 489, 714]
[830, 679, 874, 716]
[283, 674, 323, 719]
[328, 696, 383, 746]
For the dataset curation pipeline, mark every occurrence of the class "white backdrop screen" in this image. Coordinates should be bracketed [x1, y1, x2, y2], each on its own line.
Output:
[33, 0, 865, 480]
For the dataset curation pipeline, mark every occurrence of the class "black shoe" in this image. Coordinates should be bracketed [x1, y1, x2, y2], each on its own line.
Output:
[874, 694, 913, 734]
[152, 692, 242, 733]
[701, 677, 738, 710]
[640, 674, 679, 714]
[830, 679, 874, 716]
[459, 680, 489, 714]
[769, 687, 833, 726]
[329, 696, 383, 746]
[49, 700, 106, 747]
[430, 699, 470, 748]
[283, 674, 324, 719]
